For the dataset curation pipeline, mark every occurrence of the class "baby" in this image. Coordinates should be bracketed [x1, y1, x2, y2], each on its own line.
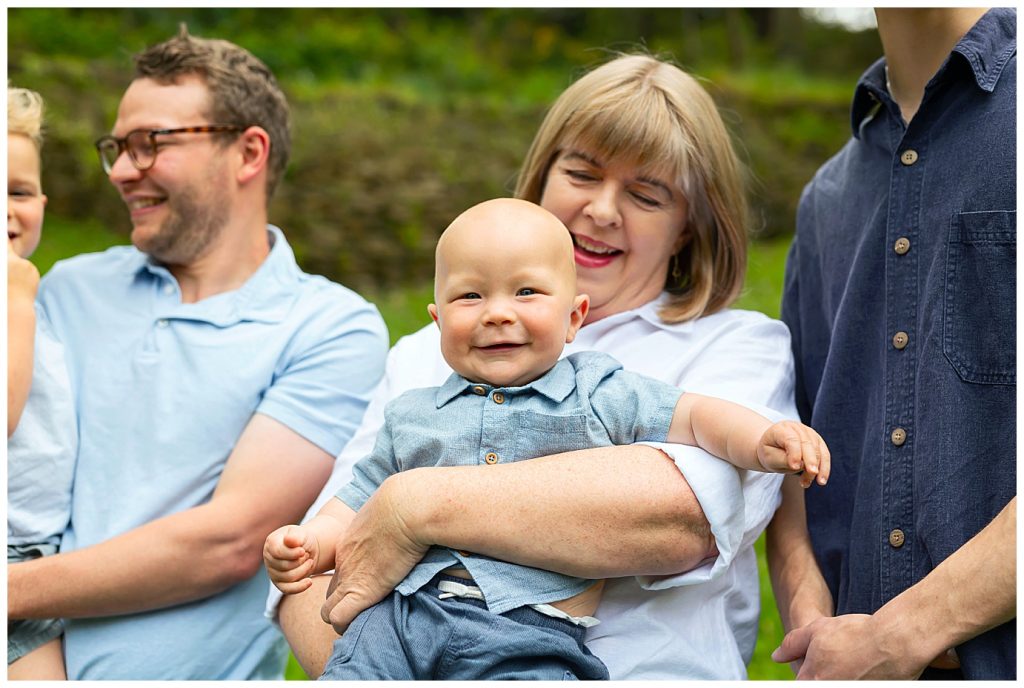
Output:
[7, 87, 77, 680]
[265, 198, 829, 680]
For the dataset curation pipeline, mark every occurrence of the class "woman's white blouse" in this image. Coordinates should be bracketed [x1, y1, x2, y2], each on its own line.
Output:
[268, 295, 795, 679]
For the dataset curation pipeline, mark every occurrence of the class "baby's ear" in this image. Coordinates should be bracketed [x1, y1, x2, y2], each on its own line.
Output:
[427, 303, 440, 325]
[565, 294, 590, 343]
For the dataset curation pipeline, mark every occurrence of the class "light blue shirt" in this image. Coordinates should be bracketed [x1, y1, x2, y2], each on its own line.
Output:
[37, 226, 388, 680]
[7, 304, 77, 548]
[338, 351, 682, 614]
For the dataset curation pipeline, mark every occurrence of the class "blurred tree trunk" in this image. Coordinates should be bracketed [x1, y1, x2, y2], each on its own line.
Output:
[766, 8, 804, 62]
[724, 7, 746, 67]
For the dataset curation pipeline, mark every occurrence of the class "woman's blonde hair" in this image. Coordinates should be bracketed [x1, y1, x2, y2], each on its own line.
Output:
[8, 86, 45, 150]
[515, 54, 748, 324]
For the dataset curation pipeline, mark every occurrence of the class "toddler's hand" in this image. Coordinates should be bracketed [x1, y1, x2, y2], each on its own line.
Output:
[8, 238, 39, 303]
[263, 524, 320, 594]
[757, 421, 831, 488]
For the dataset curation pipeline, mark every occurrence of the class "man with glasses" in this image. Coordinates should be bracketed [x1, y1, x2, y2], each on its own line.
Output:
[7, 27, 388, 679]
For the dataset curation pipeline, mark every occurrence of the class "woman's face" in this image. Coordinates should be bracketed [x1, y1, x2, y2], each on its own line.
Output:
[540, 148, 688, 324]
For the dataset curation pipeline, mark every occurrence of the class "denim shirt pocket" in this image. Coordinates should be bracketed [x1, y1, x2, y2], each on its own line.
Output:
[943, 210, 1016, 385]
[514, 410, 592, 456]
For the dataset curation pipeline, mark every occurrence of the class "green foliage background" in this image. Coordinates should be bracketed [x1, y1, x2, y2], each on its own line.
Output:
[11, 7, 878, 680]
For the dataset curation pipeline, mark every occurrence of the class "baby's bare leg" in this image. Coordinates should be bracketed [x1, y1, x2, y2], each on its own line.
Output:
[8, 637, 66, 681]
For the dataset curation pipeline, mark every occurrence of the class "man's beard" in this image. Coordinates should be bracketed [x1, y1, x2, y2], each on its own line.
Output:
[134, 182, 230, 266]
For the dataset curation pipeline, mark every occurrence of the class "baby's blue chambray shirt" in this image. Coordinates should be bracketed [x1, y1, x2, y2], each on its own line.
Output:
[338, 350, 683, 614]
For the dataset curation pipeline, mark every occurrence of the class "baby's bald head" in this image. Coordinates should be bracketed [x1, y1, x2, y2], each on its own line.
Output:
[434, 198, 576, 298]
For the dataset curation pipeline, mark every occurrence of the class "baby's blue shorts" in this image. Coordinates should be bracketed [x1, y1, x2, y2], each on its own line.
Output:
[321, 573, 608, 680]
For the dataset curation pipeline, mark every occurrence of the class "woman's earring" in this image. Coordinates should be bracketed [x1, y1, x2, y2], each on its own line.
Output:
[671, 254, 682, 281]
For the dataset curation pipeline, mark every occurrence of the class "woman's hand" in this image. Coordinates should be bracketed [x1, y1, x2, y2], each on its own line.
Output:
[320, 472, 430, 633]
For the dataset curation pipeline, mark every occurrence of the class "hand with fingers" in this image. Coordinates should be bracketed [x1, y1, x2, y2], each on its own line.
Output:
[757, 421, 831, 488]
[263, 524, 321, 594]
[8, 237, 40, 304]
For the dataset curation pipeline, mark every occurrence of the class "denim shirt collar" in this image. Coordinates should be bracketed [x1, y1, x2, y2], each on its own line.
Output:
[135, 224, 299, 326]
[850, 8, 1016, 138]
[434, 356, 578, 408]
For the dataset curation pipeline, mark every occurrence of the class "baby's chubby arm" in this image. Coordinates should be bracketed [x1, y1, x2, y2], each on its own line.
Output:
[669, 393, 830, 488]
[264, 498, 357, 594]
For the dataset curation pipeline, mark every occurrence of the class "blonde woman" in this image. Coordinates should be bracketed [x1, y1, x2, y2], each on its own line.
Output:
[276, 54, 800, 680]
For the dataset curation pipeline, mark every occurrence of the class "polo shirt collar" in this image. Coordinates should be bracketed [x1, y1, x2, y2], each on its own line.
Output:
[434, 357, 578, 408]
[137, 224, 300, 326]
[850, 8, 1016, 139]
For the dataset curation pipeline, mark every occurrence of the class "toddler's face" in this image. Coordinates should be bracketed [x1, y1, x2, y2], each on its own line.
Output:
[8, 133, 46, 258]
[429, 200, 588, 388]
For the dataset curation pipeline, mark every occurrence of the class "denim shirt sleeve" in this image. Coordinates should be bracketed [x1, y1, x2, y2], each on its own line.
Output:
[587, 367, 684, 443]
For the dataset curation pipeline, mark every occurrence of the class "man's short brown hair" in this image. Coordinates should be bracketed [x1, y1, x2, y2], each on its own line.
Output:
[133, 25, 291, 199]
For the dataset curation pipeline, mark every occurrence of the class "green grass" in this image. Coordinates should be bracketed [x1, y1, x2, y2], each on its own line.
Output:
[34, 214, 795, 679]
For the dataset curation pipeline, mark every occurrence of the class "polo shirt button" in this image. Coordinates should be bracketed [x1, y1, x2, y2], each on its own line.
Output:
[889, 528, 906, 548]
[156, 319, 169, 328]
[472, 386, 486, 396]
[484, 452, 499, 464]
[892, 332, 909, 350]
[891, 427, 907, 446]
[456, 550, 472, 557]
[894, 237, 910, 255]
[492, 392, 505, 404]
[900, 149, 919, 166]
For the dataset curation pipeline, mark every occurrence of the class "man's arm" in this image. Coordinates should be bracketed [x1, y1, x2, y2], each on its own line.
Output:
[766, 476, 833, 634]
[8, 413, 334, 618]
[773, 496, 1016, 679]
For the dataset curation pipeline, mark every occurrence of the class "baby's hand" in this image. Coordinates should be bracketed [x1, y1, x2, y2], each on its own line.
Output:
[263, 525, 320, 594]
[757, 421, 831, 488]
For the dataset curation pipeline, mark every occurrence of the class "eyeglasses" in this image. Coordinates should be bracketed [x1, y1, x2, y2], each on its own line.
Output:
[94, 125, 245, 174]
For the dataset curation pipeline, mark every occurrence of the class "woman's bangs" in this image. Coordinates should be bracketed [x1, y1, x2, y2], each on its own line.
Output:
[563, 90, 691, 190]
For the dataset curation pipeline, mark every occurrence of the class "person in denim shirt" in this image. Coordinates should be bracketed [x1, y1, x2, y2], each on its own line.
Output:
[266, 198, 830, 680]
[772, 8, 1015, 680]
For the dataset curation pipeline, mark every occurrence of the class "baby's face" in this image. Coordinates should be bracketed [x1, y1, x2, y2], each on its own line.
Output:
[429, 200, 588, 388]
[7, 133, 46, 258]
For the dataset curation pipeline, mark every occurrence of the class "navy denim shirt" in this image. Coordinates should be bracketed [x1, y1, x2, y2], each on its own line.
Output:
[338, 351, 682, 615]
[782, 9, 1016, 679]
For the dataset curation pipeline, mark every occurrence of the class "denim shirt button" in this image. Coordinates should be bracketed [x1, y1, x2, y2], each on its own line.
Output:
[894, 237, 910, 255]
[890, 427, 907, 446]
[492, 392, 505, 404]
[900, 149, 919, 166]
[892, 332, 909, 349]
[484, 452, 499, 464]
[472, 386, 486, 396]
[888, 528, 906, 548]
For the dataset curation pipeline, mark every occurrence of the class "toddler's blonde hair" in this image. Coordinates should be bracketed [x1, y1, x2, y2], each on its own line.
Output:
[8, 86, 45, 150]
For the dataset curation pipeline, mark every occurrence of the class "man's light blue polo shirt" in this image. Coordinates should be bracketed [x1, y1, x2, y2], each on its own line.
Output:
[37, 225, 388, 680]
